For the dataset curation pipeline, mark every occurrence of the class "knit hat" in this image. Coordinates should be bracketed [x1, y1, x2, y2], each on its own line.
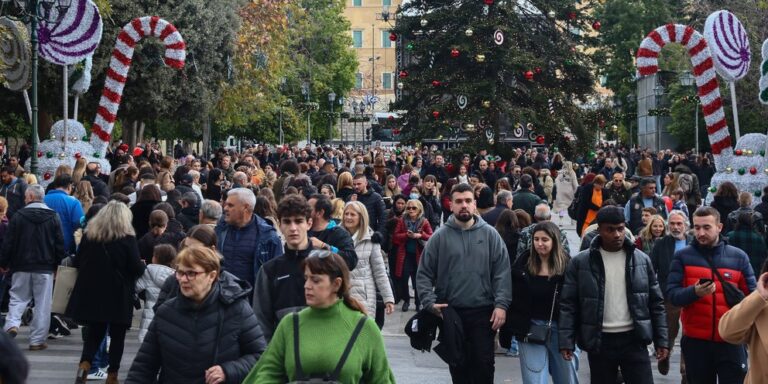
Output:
[595, 206, 625, 225]
[133, 147, 144, 157]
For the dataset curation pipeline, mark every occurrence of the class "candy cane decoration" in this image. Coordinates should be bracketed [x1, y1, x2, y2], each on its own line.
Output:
[637, 24, 732, 170]
[90, 16, 186, 155]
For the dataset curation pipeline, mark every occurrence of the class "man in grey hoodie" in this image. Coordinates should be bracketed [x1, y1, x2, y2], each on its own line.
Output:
[416, 182, 512, 384]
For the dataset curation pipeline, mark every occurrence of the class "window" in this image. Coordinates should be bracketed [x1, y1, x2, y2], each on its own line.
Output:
[382, 0, 391, 6]
[382, 72, 392, 89]
[352, 30, 363, 48]
[381, 30, 392, 48]
[355, 73, 363, 89]
[353, 0, 361, 6]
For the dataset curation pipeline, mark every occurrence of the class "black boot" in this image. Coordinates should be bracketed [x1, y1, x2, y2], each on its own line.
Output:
[402, 301, 410, 312]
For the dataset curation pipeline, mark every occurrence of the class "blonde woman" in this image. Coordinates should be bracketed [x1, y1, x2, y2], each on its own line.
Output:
[72, 157, 87, 184]
[383, 174, 401, 198]
[391, 199, 433, 311]
[67, 201, 145, 384]
[342, 201, 395, 326]
[635, 214, 667, 255]
[23, 173, 37, 185]
[330, 198, 345, 223]
[73, 180, 95, 213]
[337, 171, 355, 202]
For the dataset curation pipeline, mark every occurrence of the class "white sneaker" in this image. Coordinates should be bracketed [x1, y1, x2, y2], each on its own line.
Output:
[87, 369, 107, 381]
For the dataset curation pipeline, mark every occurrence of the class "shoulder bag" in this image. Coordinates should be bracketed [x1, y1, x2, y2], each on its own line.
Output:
[524, 283, 558, 345]
[289, 313, 368, 383]
[705, 255, 745, 308]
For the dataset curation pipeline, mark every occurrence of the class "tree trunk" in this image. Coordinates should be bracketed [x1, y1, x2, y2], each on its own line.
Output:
[137, 121, 146, 145]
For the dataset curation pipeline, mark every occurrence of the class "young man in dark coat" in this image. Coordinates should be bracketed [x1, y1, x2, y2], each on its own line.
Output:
[559, 206, 669, 384]
[307, 194, 357, 270]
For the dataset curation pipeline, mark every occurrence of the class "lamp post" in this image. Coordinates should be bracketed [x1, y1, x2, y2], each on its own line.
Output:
[612, 96, 622, 146]
[353, 101, 364, 148]
[626, 92, 635, 149]
[301, 80, 311, 144]
[653, 83, 665, 152]
[1, 0, 72, 175]
[327, 91, 336, 144]
[679, 70, 698, 155]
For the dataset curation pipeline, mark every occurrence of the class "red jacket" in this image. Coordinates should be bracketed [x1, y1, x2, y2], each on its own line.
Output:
[391, 216, 433, 278]
[666, 240, 756, 342]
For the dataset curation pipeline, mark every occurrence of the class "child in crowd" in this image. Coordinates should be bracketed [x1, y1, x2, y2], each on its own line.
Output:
[135, 244, 176, 342]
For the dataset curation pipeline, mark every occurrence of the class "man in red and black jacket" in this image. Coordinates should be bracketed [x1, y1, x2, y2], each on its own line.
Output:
[667, 206, 756, 384]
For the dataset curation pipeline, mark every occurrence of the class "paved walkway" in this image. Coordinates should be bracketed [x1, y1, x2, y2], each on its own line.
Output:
[10, 220, 686, 383]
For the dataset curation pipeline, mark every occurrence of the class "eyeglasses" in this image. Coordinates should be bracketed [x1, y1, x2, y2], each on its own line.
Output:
[406, 207, 418, 210]
[175, 269, 207, 280]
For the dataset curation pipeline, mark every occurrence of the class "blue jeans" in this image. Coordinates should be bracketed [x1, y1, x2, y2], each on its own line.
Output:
[519, 320, 578, 384]
[90, 332, 109, 373]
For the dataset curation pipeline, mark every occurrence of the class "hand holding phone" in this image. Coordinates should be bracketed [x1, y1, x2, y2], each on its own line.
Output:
[695, 278, 716, 298]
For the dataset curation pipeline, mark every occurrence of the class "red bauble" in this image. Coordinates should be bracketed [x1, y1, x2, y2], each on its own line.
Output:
[74, 152, 82, 159]
[389, 32, 397, 41]
[736, 149, 743, 156]
[592, 21, 601, 31]
[483, 0, 493, 4]
[37, 151, 43, 158]
[751, 167, 758, 175]
[535, 67, 542, 74]
[388, 116, 395, 121]
[524, 70, 534, 80]
[432, 80, 441, 87]
[535, 135, 545, 145]
[432, 111, 440, 119]
[43, 172, 52, 181]
[450, 48, 460, 58]
[399, 70, 408, 79]
[393, 129, 401, 135]
[568, 11, 577, 20]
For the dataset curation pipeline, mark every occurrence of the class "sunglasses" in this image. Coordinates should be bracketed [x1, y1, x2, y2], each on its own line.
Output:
[406, 206, 418, 210]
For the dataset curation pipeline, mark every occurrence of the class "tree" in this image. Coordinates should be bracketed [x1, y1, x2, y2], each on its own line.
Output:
[391, 0, 598, 155]
[215, 0, 357, 144]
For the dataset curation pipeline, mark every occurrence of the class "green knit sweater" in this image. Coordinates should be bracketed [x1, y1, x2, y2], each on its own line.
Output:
[243, 300, 395, 383]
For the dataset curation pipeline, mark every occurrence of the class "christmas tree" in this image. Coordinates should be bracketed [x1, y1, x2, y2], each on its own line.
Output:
[391, 0, 599, 156]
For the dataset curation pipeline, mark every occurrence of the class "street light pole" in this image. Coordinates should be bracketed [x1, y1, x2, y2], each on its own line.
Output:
[328, 91, 336, 144]
[30, 1, 40, 175]
[679, 71, 698, 155]
[653, 83, 665, 152]
[302, 81, 311, 145]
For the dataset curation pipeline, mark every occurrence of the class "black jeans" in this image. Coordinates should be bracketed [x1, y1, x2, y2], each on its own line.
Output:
[587, 331, 653, 384]
[397, 252, 419, 306]
[681, 336, 747, 384]
[448, 306, 495, 384]
[80, 322, 129, 373]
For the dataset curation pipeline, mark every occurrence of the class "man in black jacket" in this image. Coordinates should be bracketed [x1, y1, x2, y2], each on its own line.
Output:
[649, 210, 692, 378]
[0, 184, 66, 350]
[559, 206, 668, 384]
[307, 194, 357, 270]
[352, 174, 386, 242]
[83, 162, 109, 200]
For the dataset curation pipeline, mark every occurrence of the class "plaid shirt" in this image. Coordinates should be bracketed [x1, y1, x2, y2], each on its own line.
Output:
[516, 223, 571, 260]
[725, 229, 767, 275]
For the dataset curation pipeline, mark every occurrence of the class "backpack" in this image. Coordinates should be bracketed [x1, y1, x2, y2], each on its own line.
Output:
[567, 187, 581, 220]
[678, 173, 693, 195]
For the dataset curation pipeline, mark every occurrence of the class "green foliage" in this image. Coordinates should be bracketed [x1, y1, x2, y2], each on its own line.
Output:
[391, 0, 597, 153]
[215, 0, 357, 143]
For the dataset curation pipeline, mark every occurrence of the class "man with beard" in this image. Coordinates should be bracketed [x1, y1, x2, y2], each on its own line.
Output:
[416, 183, 512, 383]
[666, 207, 755, 384]
[649, 210, 692, 379]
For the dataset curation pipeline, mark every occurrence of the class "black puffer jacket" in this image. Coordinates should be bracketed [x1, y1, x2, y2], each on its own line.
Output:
[558, 237, 668, 353]
[126, 274, 266, 384]
[0, 203, 66, 273]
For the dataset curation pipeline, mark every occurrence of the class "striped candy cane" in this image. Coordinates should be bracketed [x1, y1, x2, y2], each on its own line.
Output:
[90, 16, 186, 154]
[636, 24, 732, 170]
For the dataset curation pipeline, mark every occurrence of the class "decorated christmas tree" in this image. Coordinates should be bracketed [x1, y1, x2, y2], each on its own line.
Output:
[391, 0, 599, 155]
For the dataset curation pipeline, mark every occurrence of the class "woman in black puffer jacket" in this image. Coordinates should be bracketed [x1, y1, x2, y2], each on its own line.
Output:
[126, 247, 266, 384]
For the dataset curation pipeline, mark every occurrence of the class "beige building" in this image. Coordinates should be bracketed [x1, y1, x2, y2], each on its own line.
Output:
[342, 0, 400, 116]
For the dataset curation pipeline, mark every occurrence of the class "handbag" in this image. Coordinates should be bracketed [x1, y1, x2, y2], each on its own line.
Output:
[705, 255, 745, 308]
[524, 283, 558, 345]
[289, 313, 367, 383]
[51, 265, 78, 314]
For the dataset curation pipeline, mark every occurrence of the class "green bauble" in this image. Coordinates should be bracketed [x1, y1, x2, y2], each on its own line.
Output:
[46, 152, 53, 159]
[709, 186, 717, 193]
[406, 43, 414, 50]
[756, 190, 763, 197]
[738, 168, 746, 175]
[93, 152, 101, 158]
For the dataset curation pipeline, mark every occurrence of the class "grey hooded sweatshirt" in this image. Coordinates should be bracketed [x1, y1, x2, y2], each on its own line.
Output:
[416, 214, 512, 312]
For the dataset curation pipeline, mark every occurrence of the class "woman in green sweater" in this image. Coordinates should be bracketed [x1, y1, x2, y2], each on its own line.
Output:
[243, 251, 395, 384]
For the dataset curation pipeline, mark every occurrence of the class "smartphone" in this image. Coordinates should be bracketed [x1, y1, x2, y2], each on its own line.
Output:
[698, 278, 713, 285]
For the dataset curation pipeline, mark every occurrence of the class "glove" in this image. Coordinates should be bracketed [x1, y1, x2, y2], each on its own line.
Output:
[371, 232, 383, 244]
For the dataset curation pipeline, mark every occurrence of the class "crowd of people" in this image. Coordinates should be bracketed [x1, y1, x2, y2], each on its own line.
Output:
[0, 140, 767, 384]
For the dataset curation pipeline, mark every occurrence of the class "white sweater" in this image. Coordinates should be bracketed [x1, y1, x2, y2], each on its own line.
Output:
[600, 248, 634, 333]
